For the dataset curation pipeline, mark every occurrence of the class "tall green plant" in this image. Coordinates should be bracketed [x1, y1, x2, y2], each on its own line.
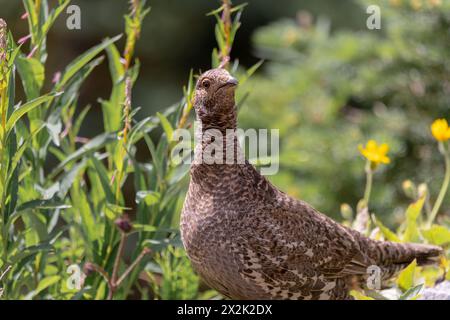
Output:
[0, 0, 259, 300]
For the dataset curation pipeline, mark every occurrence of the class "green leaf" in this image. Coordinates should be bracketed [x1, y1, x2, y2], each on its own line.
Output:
[207, 5, 225, 16]
[102, 43, 126, 132]
[5, 93, 57, 135]
[168, 163, 190, 185]
[7, 42, 22, 69]
[106, 43, 125, 82]
[133, 224, 157, 232]
[7, 125, 45, 184]
[128, 116, 157, 146]
[95, 281, 107, 300]
[47, 56, 104, 146]
[23, 0, 39, 41]
[230, 3, 249, 14]
[399, 284, 423, 300]
[10, 243, 53, 265]
[6, 59, 16, 123]
[50, 132, 117, 177]
[23, 212, 48, 245]
[211, 48, 220, 68]
[72, 105, 91, 138]
[239, 59, 264, 86]
[157, 112, 174, 141]
[215, 23, 225, 53]
[372, 215, 400, 242]
[56, 35, 122, 90]
[16, 199, 71, 212]
[16, 56, 45, 100]
[25, 275, 61, 300]
[349, 290, 375, 300]
[422, 225, 450, 246]
[41, 0, 70, 39]
[136, 191, 161, 206]
[364, 290, 390, 300]
[70, 180, 98, 243]
[397, 259, 417, 292]
[144, 134, 163, 182]
[402, 196, 425, 243]
[90, 156, 115, 204]
[58, 160, 86, 199]
[4, 132, 18, 223]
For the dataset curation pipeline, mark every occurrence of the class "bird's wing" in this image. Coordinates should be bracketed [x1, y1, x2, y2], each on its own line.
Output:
[229, 204, 371, 299]
[298, 205, 373, 278]
[236, 200, 372, 281]
[235, 162, 372, 285]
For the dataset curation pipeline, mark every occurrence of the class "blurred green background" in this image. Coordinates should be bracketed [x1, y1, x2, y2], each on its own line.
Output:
[0, 0, 363, 120]
[1, 0, 449, 224]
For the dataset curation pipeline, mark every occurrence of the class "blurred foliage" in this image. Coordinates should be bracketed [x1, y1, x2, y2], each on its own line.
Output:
[0, 0, 257, 300]
[0, 0, 192, 300]
[148, 245, 219, 300]
[240, 0, 450, 224]
[0, 0, 364, 123]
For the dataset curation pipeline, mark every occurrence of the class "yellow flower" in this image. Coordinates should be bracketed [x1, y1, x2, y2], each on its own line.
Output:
[431, 119, 450, 142]
[428, 0, 441, 7]
[358, 140, 390, 166]
[283, 29, 298, 46]
[390, 0, 402, 7]
[410, 0, 422, 10]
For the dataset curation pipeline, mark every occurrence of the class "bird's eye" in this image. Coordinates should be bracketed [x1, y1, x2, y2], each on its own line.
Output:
[202, 79, 211, 89]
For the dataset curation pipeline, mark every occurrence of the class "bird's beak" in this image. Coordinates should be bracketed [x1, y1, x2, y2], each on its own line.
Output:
[217, 76, 239, 92]
[226, 77, 238, 87]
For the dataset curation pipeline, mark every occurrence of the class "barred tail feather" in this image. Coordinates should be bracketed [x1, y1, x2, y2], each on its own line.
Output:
[376, 242, 443, 279]
[379, 242, 442, 265]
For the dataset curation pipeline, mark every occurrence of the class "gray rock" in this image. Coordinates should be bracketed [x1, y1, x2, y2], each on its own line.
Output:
[420, 281, 450, 300]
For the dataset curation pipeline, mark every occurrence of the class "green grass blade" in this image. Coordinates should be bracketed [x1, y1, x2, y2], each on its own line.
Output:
[56, 35, 122, 90]
[5, 93, 58, 134]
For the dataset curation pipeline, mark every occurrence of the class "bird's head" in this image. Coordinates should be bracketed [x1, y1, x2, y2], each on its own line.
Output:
[193, 68, 238, 126]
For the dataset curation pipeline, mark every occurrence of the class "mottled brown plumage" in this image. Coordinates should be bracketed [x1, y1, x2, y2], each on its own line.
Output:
[180, 68, 442, 300]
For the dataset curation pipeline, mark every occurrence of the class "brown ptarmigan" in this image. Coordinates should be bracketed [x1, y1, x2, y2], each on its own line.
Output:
[180, 68, 443, 300]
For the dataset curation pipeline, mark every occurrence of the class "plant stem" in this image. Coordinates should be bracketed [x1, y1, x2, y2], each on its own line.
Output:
[0, 265, 10, 299]
[427, 142, 450, 227]
[115, 78, 132, 204]
[110, 232, 127, 298]
[84, 263, 114, 298]
[363, 161, 373, 208]
[0, 265, 11, 281]
[114, 0, 140, 202]
[220, 0, 232, 68]
[103, 240, 149, 299]
[0, 19, 9, 262]
[116, 248, 150, 287]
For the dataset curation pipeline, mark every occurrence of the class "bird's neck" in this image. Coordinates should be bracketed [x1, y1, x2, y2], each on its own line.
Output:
[196, 102, 238, 134]
[192, 104, 245, 178]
